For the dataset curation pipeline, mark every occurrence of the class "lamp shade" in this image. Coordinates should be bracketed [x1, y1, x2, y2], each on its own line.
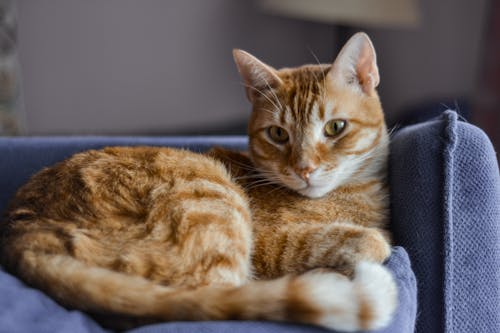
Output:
[258, 0, 420, 28]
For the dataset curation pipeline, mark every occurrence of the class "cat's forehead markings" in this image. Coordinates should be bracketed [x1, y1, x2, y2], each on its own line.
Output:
[294, 86, 319, 126]
[323, 99, 336, 117]
[318, 102, 326, 121]
[308, 104, 325, 143]
[278, 105, 287, 125]
[283, 106, 294, 125]
[278, 65, 334, 128]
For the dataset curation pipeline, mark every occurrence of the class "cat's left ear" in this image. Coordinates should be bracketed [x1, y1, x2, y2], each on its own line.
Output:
[328, 32, 379, 96]
[233, 49, 283, 103]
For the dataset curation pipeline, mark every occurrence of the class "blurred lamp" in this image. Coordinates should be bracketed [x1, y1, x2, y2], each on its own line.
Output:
[258, 0, 420, 28]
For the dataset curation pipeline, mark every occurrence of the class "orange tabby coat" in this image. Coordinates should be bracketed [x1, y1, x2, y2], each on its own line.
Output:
[0, 33, 397, 331]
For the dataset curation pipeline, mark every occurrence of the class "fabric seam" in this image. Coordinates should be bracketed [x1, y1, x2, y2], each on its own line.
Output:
[442, 110, 458, 333]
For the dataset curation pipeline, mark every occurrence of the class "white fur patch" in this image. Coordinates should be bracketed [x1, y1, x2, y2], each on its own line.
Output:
[300, 270, 359, 331]
[353, 261, 398, 330]
[300, 262, 397, 331]
[348, 127, 379, 153]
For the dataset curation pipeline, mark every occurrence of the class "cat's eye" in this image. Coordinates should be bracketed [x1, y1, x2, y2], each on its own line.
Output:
[267, 126, 289, 144]
[324, 119, 347, 137]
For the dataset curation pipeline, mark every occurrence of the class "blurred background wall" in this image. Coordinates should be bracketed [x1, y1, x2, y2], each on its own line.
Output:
[364, 0, 488, 124]
[2, 0, 496, 139]
[15, 0, 334, 135]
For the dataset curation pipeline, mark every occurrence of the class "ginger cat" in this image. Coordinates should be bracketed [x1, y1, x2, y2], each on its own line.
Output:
[0, 33, 396, 331]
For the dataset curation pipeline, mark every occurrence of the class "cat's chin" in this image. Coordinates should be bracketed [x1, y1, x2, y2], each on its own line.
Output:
[296, 185, 332, 199]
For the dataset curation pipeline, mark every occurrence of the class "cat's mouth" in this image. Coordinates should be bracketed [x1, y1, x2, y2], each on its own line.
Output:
[276, 173, 331, 199]
[295, 183, 331, 199]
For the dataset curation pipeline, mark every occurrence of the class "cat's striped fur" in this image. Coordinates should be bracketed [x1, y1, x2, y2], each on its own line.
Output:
[0, 33, 397, 331]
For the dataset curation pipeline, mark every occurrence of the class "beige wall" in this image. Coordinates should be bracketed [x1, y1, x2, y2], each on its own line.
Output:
[17, 0, 488, 134]
[17, 0, 334, 135]
[365, 0, 488, 121]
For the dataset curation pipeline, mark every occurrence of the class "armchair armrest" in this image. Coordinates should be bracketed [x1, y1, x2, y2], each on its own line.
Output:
[390, 110, 500, 333]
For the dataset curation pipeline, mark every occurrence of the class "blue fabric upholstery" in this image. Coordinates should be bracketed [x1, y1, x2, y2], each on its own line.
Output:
[0, 247, 415, 333]
[1, 110, 497, 332]
[390, 110, 500, 333]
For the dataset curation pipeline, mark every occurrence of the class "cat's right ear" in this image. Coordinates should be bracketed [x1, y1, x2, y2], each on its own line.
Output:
[233, 49, 283, 103]
[328, 32, 379, 96]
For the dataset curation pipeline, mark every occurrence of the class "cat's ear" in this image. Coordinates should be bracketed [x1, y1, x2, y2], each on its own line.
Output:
[233, 49, 283, 103]
[328, 32, 379, 96]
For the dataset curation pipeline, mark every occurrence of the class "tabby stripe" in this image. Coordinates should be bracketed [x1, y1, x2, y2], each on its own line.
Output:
[294, 227, 317, 270]
[176, 212, 250, 275]
[348, 118, 382, 128]
[318, 104, 325, 121]
[172, 179, 248, 211]
[344, 127, 383, 155]
[177, 197, 250, 231]
[321, 223, 365, 266]
[279, 107, 287, 125]
[305, 91, 316, 124]
[270, 229, 289, 277]
[358, 293, 375, 330]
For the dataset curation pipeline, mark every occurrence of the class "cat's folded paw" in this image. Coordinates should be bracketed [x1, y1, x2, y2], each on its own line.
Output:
[329, 228, 391, 277]
[349, 228, 391, 264]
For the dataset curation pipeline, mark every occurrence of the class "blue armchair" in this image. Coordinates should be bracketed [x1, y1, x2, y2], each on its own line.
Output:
[0, 111, 498, 332]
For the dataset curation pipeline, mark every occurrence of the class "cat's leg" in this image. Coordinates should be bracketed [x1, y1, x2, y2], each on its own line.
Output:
[145, 156, 254, 289]
[253, 222, 390, 278]
[166, 198, 253, 288]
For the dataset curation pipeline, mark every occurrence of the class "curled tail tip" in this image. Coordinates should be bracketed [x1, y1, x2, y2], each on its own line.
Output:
[353, 261, 398, 330]
[296, 262, 397, 332]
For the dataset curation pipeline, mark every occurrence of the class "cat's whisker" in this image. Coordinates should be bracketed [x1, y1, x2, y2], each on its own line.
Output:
[215, 155, 291, 186]
[215, 155, 260, 172]
[240, 83, 281, 111]
[244, 181, 281, 191]
[308, 61, 325, 104]
[319, 148, 384, 181]
[265, 186, 286, 196]
[388, 124, 400, 138]
[244, 172, 285, 184]
[261, 75, 284, 112]
[245, 183, 284, 192]
[230, 163, 260, 173]
[245, 179, 278, 187]
[257, 108, 279, 117]
[307, 47, 328, 104]
[244, 167, 280, 180]
[234, 175, 269, 184]
[234, 174, 263, 181]
[246, 173, 282, 183]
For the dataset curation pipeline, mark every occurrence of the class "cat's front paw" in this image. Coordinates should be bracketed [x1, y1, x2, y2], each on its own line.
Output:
[351, 228, 391, 263]
[333, 228, 391, 276]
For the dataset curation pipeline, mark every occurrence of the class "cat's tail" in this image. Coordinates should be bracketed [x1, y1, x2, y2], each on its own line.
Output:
[17, 251, 397, 332]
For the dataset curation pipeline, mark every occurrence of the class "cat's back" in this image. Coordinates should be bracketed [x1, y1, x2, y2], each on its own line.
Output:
[1, 146, 251, 285]
[5, 146, 236, 220]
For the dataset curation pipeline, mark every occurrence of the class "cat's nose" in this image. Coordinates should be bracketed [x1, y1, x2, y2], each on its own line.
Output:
[294, 165, 317, 182]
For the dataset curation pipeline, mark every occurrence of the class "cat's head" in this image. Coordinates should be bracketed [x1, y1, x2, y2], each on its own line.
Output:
[233, 32, 388, 198]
